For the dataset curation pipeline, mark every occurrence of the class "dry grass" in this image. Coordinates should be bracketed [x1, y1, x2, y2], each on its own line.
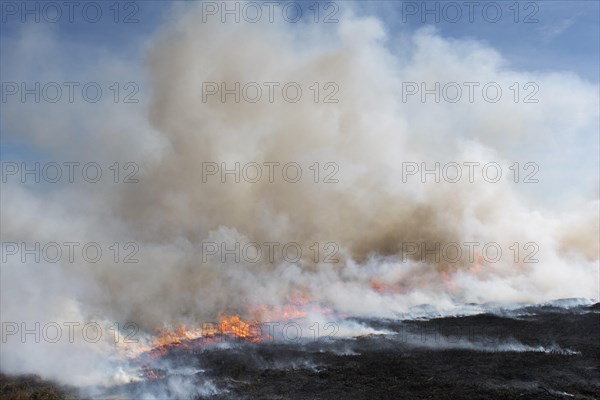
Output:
[0, 373, 78, 400]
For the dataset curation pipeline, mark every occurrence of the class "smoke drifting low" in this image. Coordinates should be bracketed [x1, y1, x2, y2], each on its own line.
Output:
[1, 1, 598, 388]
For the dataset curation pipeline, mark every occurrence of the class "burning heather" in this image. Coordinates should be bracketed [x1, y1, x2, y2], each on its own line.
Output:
[1, 1, 599, 399]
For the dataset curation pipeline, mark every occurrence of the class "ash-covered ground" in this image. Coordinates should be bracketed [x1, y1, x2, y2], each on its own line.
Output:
[2, 301, 599, 400]
[97, 300, 600, 399]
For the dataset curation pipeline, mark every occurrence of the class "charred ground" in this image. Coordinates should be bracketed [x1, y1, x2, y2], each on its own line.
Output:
[2, 302, 599, 399]
[204, 302, 600, 399]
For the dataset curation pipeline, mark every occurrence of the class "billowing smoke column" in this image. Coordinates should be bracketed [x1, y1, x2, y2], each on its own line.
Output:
[1, 1, 598, 388]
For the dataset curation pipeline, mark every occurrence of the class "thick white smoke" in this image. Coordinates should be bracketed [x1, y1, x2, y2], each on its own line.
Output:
[1, 1, 598, 389]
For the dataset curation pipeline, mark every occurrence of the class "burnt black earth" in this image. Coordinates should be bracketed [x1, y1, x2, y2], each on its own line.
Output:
[107, 301, 600, 400]
[2, 301, 599, 400]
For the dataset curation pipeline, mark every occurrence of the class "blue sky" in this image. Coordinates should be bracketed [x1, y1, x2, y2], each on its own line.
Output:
[1, 1, 598, 81]
[368, 0, 600, 82]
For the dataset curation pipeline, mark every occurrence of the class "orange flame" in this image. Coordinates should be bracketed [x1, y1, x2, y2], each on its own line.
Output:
[218, 314, 261, 341]
[139, 296, 329, 363]
[148, 313, 264, 353]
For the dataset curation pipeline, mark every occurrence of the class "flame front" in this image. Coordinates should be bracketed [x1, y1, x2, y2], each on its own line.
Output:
[218, 314, 261, 341]
[150, 314, 259, 349]
[138, 299, 317, 358]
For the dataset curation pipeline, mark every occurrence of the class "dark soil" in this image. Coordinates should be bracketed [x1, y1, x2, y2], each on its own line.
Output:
[203, 304, 600, 399]
[3, 303, 599, 399]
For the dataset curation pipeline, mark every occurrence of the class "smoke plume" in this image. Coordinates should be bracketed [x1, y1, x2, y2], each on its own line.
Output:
[1, 1, 598, 388]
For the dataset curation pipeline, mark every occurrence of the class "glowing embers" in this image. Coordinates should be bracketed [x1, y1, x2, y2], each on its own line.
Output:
[250, 298, 309, 322]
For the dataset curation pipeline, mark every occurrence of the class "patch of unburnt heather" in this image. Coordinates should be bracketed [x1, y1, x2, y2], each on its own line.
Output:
[0, 373, 79, 400]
